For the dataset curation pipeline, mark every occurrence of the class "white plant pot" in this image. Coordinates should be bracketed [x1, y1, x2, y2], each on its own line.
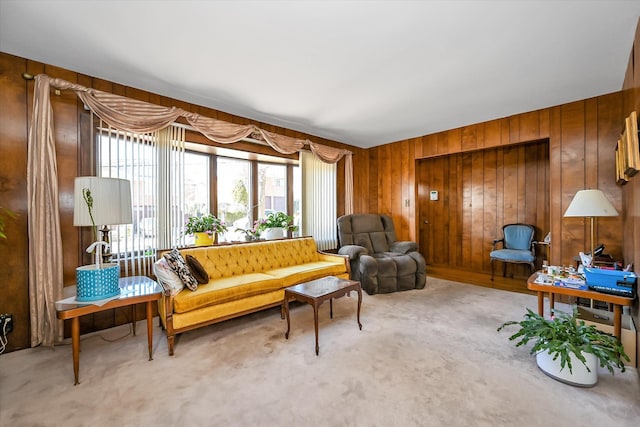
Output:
[263, 227, 285, 240]
[536, 350, 598, 387]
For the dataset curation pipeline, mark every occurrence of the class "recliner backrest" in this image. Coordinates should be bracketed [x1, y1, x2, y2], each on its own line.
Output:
[337, 214, 398, 253]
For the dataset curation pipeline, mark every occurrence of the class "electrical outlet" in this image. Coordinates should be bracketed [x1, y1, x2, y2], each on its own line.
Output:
[0, 314, 12, 334]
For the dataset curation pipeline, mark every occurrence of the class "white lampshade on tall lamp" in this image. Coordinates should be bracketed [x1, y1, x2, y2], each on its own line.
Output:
[73, 177, 132, 301]
[563, 189, 618, 259]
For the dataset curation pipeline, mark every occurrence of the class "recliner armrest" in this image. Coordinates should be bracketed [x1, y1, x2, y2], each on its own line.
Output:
[389, 241, 417, 254]
[338, 245, 369, 260]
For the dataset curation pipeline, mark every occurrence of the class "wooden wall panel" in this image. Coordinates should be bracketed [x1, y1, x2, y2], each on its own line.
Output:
[0, 54, 29, 352]
[416, 141, 550, 278]
[620, 16, 640, 372]
[559, 102, 591, 264]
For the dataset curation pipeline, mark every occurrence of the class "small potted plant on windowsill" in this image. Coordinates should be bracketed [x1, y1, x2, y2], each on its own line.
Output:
[498, 308, 628, 387]
[260, 212, 298, 240]
[185, 214, 227, 247]
[235, 220, 263, 242]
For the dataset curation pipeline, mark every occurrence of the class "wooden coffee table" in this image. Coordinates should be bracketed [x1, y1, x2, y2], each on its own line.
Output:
[283, 276, 362, 355]
[55, 276, 162, 385]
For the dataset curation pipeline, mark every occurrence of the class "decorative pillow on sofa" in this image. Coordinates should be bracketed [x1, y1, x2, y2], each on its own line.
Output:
[186, 255, 209, 284]
[153, 258, 185, 296]
[163, 249, 199, 291]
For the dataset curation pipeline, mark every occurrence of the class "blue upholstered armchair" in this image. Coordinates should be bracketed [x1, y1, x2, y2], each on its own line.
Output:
[490, 224, 536, 280]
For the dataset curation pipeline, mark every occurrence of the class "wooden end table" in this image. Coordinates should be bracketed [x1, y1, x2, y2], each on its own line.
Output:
[527, 272, 635, 339]
[55, 276, 162, 385]
[283, 276, 362, 355]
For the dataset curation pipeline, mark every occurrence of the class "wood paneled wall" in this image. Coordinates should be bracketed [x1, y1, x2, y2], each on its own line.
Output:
[621, 17, 640, 373]
[360, 96, 624, 269]
[416, 141, 549, 277]
[0, 52, 360, 352]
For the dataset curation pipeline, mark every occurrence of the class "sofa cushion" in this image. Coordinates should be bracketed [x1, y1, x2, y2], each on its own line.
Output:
[186, 254, 209, 284]
[173, 273, 282, 313]
[164, 248, 199, 291]
[181, 238, 323, 279]
[153, 258, 185, 296]
[264, 261, 348, 287]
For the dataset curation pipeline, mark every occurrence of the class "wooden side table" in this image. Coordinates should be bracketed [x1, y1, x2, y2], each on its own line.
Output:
[283, 276, 362, 355]
[526, 272, 635, 339]
[55, 276, 162, 385]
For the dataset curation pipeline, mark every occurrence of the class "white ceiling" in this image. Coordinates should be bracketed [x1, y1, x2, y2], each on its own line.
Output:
[1, 1, 639, 149]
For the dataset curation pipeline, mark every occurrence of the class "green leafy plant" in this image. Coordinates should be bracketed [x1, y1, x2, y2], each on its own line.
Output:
[235, 220, 263, 240]
[0, 207, 17, 239]
[498, 308, 629, 375]
[184, 214, 228, 235]
[260, 211, 297, 231]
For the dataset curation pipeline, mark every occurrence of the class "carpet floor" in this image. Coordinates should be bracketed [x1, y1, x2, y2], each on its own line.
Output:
[1, 277, 639, 426]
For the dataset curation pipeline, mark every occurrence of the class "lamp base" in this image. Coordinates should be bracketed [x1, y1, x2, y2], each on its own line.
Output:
[76, 264, 120, 301]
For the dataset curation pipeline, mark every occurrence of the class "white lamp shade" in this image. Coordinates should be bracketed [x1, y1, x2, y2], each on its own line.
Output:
[564, 189, 618, 217]
[74, 177, 133, 226]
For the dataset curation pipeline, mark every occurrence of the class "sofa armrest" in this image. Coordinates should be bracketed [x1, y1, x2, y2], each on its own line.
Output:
[338, 245, 369, 260]
[318, 251, 351, 274]
[389, 241, 417, 254]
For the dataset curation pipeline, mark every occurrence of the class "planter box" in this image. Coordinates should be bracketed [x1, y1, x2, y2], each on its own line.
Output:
[577, 307, 637, 367]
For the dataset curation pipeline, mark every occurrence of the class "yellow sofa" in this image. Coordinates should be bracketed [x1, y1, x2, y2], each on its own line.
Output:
[158, 237, 349, 355]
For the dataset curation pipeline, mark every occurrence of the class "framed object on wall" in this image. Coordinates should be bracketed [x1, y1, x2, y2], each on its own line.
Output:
[616, 138, 628, 185]
[623, 111, 639, 177]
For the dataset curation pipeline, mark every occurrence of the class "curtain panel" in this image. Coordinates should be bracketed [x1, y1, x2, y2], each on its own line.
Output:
[28, 74, 354, 345]
[27, 75, 64, 347]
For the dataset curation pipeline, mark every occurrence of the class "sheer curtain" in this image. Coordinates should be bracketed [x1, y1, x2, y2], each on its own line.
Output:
[301, 151, 337, 251]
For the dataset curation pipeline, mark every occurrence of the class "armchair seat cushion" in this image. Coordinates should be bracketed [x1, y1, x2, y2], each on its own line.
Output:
[490, 249, 535, 263]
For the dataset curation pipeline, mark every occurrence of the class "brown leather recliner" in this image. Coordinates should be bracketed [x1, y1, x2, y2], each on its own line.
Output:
[337, 214, 426, 295]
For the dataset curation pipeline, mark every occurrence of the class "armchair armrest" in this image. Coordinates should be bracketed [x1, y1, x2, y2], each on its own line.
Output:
[338, 245, 369, 260]
[492, 238, 504, 251]
[389, 241, 417, 254]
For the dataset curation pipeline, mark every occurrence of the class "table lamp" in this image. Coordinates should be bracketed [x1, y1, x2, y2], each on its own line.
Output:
[563, 189, 618, 262]
[73, 177, 132, 301]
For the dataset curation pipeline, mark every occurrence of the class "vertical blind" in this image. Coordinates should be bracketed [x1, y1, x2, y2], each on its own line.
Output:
[301, 150, 337, 251]
[97, 119, 186, 276]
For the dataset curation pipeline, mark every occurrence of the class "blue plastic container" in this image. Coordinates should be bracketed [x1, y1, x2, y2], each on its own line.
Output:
[584, 267, 637, 297]
[75, 264, 120, 301]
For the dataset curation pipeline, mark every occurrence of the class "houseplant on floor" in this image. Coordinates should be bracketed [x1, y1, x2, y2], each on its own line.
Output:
[185, 214, 227, 246]
[498, 308, 628, 387]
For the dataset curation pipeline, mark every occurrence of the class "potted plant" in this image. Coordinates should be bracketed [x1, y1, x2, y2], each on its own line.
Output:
[184, 214, 227, 246]
[235, 220, 263, 242]
[260, 211, 298, 240]
[498, 308, 628, 387]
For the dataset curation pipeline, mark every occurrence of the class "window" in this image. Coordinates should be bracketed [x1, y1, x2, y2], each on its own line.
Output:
[182, 152, 210, 246]
[258, 163, 286, 217]
[96, 122, 190, 275]
[217, 157, 251, 242]
[96, 119, 324, 262]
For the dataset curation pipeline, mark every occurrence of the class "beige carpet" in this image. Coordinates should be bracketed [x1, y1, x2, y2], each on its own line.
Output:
[1, 278, 639, 426]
